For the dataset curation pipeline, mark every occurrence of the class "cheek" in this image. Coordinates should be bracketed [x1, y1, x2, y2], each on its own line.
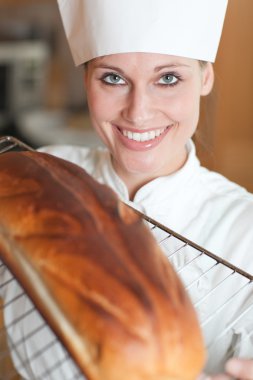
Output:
[87, 88, 122, 124]
[86, 90, 106, 120]
[169, 87, 201, 125]
[85, 88, 118, 146]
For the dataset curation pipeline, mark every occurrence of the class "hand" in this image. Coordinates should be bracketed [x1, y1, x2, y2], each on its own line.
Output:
[202, 358, 253, 380]
[225, 358, 253, 380]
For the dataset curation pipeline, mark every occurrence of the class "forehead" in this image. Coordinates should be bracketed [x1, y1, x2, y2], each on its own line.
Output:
[89, 52, 198, 71]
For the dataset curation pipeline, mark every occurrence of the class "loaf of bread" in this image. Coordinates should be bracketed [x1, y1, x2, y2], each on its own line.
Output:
[0, 151, 206, 380]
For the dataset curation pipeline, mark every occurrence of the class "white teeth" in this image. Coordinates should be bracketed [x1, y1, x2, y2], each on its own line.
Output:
[123, 130, 133, 139]
[149, 131, 156, 140]
[132, 132, 141, 142]
[122, 127, 167, 142]
[140, 132, 149, 142]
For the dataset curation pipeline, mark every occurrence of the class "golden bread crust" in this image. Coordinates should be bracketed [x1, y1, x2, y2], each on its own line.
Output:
[0, 151, 206, 380]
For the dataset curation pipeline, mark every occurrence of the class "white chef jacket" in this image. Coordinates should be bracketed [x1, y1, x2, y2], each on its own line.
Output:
[1, 140, 253, 379]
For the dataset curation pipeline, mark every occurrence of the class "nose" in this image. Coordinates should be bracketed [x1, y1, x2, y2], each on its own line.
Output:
[122, 85, 156, 127]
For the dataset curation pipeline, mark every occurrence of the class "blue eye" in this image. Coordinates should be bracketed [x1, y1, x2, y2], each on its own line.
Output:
[159, 74, 179, 85]
[102, 73, 125, 85]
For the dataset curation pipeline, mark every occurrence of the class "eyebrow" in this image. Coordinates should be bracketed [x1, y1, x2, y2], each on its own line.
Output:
[154, 64, 191, 72]
[92, 64, 126, 74]
[92, 63, 191, 73]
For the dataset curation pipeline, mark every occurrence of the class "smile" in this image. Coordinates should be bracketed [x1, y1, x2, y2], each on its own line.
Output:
[120, 126, 169, 142]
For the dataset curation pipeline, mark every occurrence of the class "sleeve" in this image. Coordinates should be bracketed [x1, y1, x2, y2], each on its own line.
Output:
[226, 201, 253, 361]
[232, 282, 253, 359]
[211, 208, 253, 372]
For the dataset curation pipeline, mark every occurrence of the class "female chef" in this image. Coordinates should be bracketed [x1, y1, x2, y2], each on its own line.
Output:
[40, 0, 253, 379]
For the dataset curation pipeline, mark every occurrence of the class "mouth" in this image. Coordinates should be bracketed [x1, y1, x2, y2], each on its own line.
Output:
[118, 126, 171, 142]
[112, 123, 174, 151]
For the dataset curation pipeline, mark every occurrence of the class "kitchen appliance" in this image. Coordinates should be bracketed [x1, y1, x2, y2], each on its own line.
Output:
[0, 41, 49, 132]
[0, 136, 252, 379]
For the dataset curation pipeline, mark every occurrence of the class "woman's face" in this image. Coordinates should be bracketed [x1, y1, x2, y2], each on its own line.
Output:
[84, 52, 213, 184]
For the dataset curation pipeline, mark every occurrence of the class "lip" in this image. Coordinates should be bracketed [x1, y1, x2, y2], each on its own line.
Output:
[113, 125, 173, 151]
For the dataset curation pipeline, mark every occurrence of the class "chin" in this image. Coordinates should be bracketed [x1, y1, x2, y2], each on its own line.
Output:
[122, 158, 164, 177]
[112, 146, 175, 179]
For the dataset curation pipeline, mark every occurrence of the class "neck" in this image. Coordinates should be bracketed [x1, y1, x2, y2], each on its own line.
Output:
[111, 147, 188, 201]
[120, 172, 158, 201]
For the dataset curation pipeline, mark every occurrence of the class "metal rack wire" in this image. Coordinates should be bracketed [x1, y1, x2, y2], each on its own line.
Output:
[0, 136, 252, 379]
[0, 264, 82, 380]
[144, 214, 253, 371]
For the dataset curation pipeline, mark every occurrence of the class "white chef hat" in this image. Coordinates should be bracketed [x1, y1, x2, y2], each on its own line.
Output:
[57, 0, 228, 66]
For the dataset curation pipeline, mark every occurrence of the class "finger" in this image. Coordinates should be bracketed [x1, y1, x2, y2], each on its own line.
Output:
[196, 373, 218, 380]
[197, 373, 232, 380]
[226, 358, 253, 379]
[196, 373, 209, 380]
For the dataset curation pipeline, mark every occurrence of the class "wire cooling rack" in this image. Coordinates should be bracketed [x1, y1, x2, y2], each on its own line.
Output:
[0, 136, 252, 379]
[144, 215, 253, 358]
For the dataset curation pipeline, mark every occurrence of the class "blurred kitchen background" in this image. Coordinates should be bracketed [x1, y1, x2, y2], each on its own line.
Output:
[0, 0, 101, 149]
[0, 0, 252, 191]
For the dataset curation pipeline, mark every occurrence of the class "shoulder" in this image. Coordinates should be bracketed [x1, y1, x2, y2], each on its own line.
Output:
[184, 166, 253, 271]
[196, 166, 253, 249]
[186, 140, 253, 217]
[38, 144, 110, 177]
[197, 166, 253, 210]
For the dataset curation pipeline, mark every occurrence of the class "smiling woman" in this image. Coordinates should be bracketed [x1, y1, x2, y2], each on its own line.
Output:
[1, 0, 253, 380]
[83, 54, 214, 197]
